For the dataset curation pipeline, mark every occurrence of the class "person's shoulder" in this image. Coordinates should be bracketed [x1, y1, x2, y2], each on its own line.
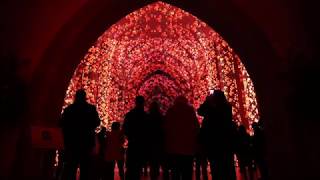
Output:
[63, 104, 75, 112]
[86, 102, 95, 108]
[86, 103, 97, 110]
[125, 109, 135, 119]
[126, 109, 134, 115]
[63, 105, 71, 111]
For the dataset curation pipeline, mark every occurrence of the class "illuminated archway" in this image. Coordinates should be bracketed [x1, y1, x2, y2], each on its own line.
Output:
[63, 1, 259, 128]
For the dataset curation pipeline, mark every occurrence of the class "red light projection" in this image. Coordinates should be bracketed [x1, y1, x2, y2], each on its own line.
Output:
[62, 2, 259, 128]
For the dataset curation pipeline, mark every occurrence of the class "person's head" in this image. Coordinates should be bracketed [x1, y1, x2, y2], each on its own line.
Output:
[111, 122, 121, 131]
[212, 89, 227, 104]
[135, 96, 145, 109]
[75, 89, 87, 103]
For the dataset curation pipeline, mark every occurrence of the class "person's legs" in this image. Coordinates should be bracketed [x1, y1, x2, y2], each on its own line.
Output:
[125, 149, 133, 180]
[117, 160, 125, 180]
[79, 152, 92, 180]
[181, 155, 193, 180]
[171, 155, 180, 180]
[256, 158, 268, 180]
[239, 159, 248, 180]
[220, 153, 236, 180]
[201, 157, 208, 180]
[195, 155, 201, 180]
[63, 161, 78, 180]
[142, 161, 148, 176]
[110, 161, 116, 180]
[125, 147, 141, 180]
[150, 157, 160, 180]
[208, 157, 217, 180]
[161, 154, 171, 180]
[62, 150, 79, 180]
[101, 161, 115, 180]
[248, 162, 255, 180]
[90, 156, 99, 180]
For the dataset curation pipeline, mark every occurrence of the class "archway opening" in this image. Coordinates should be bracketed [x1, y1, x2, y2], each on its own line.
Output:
[62, 1, 259, 129]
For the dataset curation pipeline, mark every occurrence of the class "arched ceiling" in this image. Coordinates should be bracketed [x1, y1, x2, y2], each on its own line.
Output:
[63, 2, 259, 128]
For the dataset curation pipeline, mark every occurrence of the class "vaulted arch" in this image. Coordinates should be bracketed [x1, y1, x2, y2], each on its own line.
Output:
[63, 2, 259, 128]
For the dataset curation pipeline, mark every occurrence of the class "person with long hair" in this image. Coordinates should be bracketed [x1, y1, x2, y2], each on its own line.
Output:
[198, 90, 237, 180]
[164, 96, 200, 180]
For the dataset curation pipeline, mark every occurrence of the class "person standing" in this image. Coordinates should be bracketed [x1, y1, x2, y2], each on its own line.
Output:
[198, 90, 237, 180]
[103, 122, 125, 180]
[164, 96, 200, 180]
[60, 89, 100, 180]
[236, 125, 254, 180]
[252, 122, 268, 180]
[147, 101, 165, 180]
[123, 96, 148, 180]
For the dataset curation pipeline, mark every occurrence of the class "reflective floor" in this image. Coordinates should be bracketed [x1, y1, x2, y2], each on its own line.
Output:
[110, 166, 259, 180]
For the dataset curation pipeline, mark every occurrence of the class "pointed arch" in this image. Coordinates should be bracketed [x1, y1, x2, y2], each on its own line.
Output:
[63, 1, 259, 128]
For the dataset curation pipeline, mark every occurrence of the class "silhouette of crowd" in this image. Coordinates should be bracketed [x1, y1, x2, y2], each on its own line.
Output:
[58, 89, 268, 180]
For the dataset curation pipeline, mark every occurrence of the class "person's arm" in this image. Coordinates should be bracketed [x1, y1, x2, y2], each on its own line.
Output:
[120, 130, 125, 144]
[92, 106, 101, 128]
[197, 101, 208, 116]
[122, 113, 129, 137]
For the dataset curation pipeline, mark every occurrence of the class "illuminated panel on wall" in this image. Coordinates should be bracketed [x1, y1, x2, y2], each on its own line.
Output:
[63, 2, 259, 128]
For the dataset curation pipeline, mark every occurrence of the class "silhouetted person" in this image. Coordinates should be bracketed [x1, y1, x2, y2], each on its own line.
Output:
[98, 127, 107, 156]
[164, 96, 200, 180]
[195, 155, 208, 180]
[102, 122, 125, 180]
[123, 96, 148, 180]
[198, 90, 236, 180]
[252, 122, 268, 180]
[60, 89, 100, 180]
[195, 121, 208, 180]
[94, 127, 107, 180]
[236, 125, 254, 180]
[147, 101, 165, 180]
